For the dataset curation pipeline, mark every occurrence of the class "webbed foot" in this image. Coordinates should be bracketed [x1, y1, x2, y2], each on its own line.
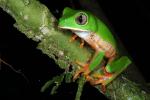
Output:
[73, 61, 90, 80]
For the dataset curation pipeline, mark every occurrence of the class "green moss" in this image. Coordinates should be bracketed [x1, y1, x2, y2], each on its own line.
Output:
[38, 30, 92, 69]
[1, 0, 53, 40]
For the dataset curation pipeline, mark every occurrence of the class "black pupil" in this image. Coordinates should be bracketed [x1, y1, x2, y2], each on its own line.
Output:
[79, 15, 83, 23]
[76, 13, 87, 25]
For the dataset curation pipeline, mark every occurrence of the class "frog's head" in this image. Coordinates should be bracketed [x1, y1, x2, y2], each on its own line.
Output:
[58, 7, 98, 38]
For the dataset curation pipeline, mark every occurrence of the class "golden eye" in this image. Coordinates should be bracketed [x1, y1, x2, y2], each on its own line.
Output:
[75, 13, 87, 25]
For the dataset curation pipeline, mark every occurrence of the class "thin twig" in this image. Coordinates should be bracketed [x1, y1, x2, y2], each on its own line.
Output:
[0, 58, 29, 83]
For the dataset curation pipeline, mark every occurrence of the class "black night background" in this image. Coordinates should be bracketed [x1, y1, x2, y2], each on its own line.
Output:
[0, 0, 150, 100]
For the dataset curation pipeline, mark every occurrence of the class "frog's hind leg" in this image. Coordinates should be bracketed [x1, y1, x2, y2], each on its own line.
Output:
[73, 52, 105, 80]
[93, 56, 132, 86]
[105, 56, 131, 75]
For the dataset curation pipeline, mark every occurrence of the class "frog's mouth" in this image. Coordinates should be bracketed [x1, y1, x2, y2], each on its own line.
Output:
[58, 26, 91, 39]
[72, 30, 91, 39]
[59, 26, 87, 32]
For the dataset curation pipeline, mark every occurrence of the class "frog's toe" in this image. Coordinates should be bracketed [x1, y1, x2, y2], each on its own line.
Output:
[73, 62, 90, 80]
[73, 69, 83, 80]
[69, 34, 78, 42]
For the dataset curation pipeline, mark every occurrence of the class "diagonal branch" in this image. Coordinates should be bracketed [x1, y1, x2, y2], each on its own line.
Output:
[0, 0, 150, 100]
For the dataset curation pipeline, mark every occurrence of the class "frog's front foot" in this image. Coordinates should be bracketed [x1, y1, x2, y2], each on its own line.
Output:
[69, 34, 78, 42]
[73, 61, 91, 80]
[69, 34, 85, 48]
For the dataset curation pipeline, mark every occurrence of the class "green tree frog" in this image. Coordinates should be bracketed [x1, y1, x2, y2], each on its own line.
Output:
[58, 7, 132, 90]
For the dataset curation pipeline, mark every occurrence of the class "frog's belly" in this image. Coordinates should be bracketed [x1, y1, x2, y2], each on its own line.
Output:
[84, 33, 116, 58]
[74, 31, 116, 58]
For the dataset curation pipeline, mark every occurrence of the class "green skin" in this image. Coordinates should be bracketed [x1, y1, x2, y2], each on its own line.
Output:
[58, 7, 132, 86]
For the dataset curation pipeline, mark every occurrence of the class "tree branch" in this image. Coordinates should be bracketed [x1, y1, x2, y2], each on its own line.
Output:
[0, 0, 150, 100]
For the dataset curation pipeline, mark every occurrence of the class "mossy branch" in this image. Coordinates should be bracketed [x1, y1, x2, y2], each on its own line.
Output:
[0, 0, 150, 100]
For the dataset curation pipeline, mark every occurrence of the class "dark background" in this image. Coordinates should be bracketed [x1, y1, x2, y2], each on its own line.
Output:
[0, 0, 150, 100]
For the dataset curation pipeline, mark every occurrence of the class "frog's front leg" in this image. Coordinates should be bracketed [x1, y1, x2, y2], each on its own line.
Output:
[73, 52, 105, 80]
[69, 34, 78, 42]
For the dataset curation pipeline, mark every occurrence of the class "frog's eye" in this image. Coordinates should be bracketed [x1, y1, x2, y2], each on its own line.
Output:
[75, 12, 87, 25]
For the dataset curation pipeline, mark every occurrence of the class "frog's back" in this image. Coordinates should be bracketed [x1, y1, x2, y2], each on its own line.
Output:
[85, 11, 117, 48]
[96, 18, 117, 49]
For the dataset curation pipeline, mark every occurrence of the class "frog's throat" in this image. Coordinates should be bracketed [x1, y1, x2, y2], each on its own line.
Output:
[74, 31, 116, 58]
[73, 31, 91, 40]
